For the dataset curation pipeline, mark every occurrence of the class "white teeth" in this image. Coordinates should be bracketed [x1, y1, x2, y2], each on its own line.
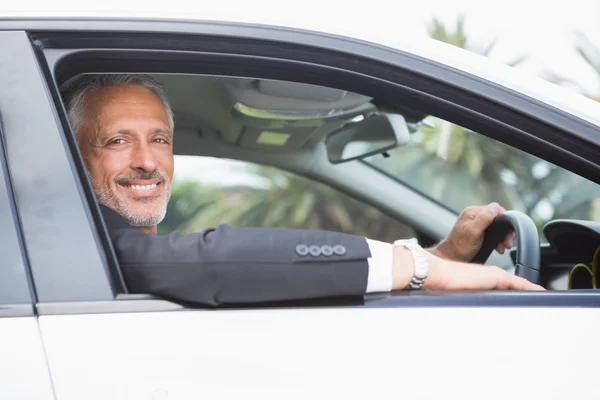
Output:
[128, 184, 157, 190]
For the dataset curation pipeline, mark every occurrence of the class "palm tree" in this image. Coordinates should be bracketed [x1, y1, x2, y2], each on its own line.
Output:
[420, 18, 600, 228]
[426, 15, 528, 66]
[382, 15, 530, 210]
[160, 163, 415, 243]
[368, 15, 600, 235]
[158, 180, 225, 234]
[543, 31, 600, 100]
[537, 30, 600, 223]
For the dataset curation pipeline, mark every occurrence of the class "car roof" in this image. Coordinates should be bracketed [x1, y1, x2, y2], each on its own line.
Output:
[4, 0, 600, 129]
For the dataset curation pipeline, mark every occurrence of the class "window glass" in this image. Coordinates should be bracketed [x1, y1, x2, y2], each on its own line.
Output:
[159, 156, 416, 242]
[364, 115, 600, 241]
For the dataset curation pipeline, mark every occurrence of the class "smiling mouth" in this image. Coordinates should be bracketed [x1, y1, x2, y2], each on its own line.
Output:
[118, 181, 162, 197]
[126, 183, 159, 190]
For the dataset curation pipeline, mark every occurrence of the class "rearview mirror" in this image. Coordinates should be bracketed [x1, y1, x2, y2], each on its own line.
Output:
[325, 113, 410, 164]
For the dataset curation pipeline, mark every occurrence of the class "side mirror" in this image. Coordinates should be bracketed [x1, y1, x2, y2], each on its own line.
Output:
[325, 113, 410, 164]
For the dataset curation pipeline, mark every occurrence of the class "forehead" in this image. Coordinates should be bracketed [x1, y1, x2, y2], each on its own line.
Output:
[85, 84, 170, 128]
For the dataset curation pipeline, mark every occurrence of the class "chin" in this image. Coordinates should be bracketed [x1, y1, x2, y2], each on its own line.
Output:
[120, 202, 167, 227]
[126, 213, 165, 227]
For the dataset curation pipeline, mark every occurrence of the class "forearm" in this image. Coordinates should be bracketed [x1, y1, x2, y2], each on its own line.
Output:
[113, 225, 372, 306]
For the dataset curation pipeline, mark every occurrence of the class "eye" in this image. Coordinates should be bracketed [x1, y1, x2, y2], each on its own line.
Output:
[154, 138, 170, 144]
[108, 138, 126, 145]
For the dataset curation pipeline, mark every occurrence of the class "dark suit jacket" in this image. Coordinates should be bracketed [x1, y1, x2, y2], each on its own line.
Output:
[100, 205, 372, 306]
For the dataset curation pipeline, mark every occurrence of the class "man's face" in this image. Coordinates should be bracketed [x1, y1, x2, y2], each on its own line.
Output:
[76, 84, 174, 231]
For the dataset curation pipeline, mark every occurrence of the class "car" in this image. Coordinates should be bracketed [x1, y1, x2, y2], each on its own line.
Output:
[1, 3, 600, 399]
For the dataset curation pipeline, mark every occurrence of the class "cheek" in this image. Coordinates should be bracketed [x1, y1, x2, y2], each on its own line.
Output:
[159, 151, 175, 179]
[93, 152, 131, 184]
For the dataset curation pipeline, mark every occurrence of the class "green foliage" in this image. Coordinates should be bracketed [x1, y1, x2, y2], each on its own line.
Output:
[426, 14, 527, 66]
[402, 16, 600, 233]
[538, 30, 600, 225]
[427, 15, 468, 48]
[158, 181, 224, 234]
[543, 31, 600, 100]
[159, 165, 416, 243]
[573, 31, 600, 78]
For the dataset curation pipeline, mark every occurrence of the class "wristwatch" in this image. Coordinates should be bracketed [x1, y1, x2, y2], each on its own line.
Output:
[393, 238, 429, 290]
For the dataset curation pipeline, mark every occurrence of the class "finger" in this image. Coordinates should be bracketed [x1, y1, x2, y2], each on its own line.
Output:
[495, 269, 545, 291]
[496, 236, 514, 254]
[494, 206, 513, 249]
[495, 244, 505, 254]
[504, 232, 515, 248]
[470, 202, 501, 233]
[500, 231, 514, 249]
[508, 276, 545, 291]
[461, 205, 482, 220]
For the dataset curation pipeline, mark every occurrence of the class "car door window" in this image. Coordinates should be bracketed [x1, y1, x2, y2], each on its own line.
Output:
[158, 156, 416, 242]
[364, 115, 600, 241]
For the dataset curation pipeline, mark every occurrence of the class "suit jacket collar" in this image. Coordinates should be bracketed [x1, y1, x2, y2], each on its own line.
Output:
[99, 204, 133, 234]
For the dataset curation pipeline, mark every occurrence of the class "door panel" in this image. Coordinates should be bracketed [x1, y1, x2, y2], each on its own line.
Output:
[0, 317, 55, 399]
[39, 306, 599, 400]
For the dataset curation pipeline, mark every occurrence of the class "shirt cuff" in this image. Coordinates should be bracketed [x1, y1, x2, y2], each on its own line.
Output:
[365, 239, 393, 293]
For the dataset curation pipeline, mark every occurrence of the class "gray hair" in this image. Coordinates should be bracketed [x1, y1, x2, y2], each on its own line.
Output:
[60, 73, 175, 138]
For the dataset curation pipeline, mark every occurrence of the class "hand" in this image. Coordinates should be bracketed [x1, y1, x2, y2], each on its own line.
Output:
[392, 246, 544, 291]
[432, 202, 515, 262]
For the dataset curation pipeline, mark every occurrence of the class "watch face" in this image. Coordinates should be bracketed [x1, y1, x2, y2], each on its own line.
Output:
[413, 251, 428, 278]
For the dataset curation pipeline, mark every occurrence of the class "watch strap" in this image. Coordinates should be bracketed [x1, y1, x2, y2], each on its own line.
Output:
[393, 238, 429, 290]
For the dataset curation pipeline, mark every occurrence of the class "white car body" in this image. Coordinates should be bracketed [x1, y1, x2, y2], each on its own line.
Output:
[2, 2, 600, 399]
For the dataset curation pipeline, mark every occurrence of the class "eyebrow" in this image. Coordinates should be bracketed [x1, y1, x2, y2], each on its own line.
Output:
[100, 128, 173, 138]
[152, 128, 173, 138]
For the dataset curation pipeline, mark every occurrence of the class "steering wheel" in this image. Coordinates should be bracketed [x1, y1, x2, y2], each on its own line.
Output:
[470, 210, 541, 284]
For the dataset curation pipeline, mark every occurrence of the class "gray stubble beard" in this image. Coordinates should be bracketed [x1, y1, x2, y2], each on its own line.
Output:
[90, 176, 172, 228]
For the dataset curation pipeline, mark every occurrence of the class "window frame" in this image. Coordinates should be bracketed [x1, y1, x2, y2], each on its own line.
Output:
[12, 20, 600, 310]
[0, 130, 36, 316]
[0, 31, 126, 305]
[0, 35, 40, 316]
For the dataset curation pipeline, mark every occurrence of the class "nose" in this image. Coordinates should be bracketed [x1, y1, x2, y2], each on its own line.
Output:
[130, 141, 158, 172]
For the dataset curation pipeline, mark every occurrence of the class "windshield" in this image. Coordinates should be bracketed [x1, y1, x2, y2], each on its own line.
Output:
[363, 115, 600, 241]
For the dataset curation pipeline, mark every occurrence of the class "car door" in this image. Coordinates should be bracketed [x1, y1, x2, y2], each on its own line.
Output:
[5, 21, 600, 400]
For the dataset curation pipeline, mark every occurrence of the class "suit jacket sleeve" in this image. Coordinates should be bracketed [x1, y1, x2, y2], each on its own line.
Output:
[100, 205, 371, 306]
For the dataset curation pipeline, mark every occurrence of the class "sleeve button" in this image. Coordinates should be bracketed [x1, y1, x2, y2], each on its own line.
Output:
[308, 245, 322, 257]
[333, 245, 347, 256]
[295, 244, 309, 256]
[321, 245, 334, 256]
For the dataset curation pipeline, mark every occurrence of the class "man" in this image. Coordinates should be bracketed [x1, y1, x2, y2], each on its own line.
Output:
[60, 74, 543, 307]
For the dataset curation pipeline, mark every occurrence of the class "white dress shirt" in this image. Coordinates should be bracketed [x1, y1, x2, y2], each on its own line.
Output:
[365, 239, 394, 293]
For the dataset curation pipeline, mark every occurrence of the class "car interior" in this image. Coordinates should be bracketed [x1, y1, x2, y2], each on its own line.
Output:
[58, 71, 600, 294]
[153, 73, 456, 238]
